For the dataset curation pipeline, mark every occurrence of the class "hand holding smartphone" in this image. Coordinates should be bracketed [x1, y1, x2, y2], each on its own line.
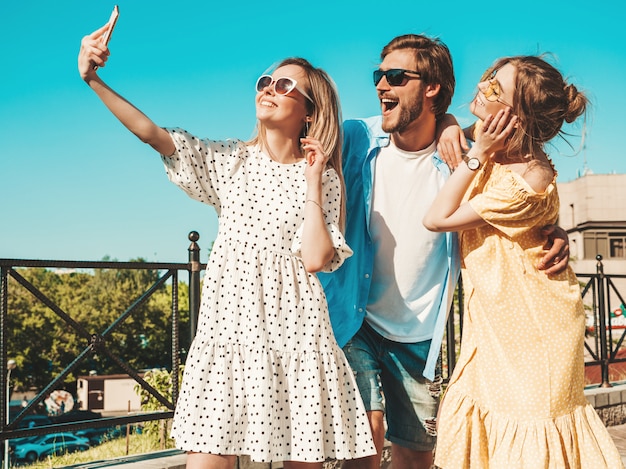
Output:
[102, 5, 119, 46]
[93, 5, 119, 70]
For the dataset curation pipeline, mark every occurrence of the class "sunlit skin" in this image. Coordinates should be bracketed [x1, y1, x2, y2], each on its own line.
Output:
[423, 107, 518, 232]
[424, 65, 520, 232]
[435, 63, 570, 273]
[376, 49, 440, 153]
[471, 64, 555, 194]
[469, 64, 516, 122]
[424, 62, 555, 232]
[255, 64, 311, 157]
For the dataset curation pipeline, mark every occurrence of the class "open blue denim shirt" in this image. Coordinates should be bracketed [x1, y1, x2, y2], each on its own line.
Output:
[319, 116, 460, 381]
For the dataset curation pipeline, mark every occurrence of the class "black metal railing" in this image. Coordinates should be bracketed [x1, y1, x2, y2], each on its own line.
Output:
[580, 255, 626, 388]
[440, 255, 626, 388]
[1, 232, 205, 446]
[2, 235, 624, 463]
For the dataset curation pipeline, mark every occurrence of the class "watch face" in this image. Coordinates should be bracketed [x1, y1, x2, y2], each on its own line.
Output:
[467, 158, 480, 170]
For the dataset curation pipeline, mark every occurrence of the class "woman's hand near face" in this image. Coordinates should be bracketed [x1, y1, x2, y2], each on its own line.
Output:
[301, 137, 328, 181]
[423, 109, 517, 233]
[473, 108, 517, 159]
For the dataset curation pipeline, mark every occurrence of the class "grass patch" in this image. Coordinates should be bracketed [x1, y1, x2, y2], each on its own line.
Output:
[9, 430, 176, 468]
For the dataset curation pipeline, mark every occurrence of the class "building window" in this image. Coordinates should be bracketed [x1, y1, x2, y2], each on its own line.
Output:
[584, 232, 608, 259]
[584, 232, 626, 259]
[610, 234, 626, 258]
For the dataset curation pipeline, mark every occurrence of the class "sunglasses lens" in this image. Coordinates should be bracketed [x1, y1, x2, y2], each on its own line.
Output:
[373, 69, 407, 86]
[483, 81, 499, 102]
[373, 70, 384, 85]
[274, 78, 295, 95]
[256, 75, 272, 92]
[386, 70, 405, 86]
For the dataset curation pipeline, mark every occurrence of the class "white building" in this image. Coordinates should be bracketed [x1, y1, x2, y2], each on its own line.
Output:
[558, 173, 626, 273]
[77, 374, 142, 416]
[557, 173, 626, 314]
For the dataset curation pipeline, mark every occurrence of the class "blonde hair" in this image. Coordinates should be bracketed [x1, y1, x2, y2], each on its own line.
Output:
[483, 55, 588, 156]
[249, 57, 346, 229]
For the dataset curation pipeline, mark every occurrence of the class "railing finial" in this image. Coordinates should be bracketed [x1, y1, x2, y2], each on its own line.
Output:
[187, 232, 201, 339]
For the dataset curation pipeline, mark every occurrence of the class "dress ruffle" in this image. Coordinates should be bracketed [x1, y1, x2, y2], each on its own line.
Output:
[292, 222, 353, 272]
[435, 389, 624, 469]
[171, 342, 374, 462]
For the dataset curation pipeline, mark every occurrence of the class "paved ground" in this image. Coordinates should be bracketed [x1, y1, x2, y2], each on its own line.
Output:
[607, 423, 626, 465]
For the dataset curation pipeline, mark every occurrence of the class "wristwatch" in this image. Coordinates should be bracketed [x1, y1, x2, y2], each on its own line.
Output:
[462, 152, 481, 171]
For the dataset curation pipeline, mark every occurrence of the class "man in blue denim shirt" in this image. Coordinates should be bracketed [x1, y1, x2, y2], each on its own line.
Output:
[319, 34, 570, 469]
[319, 34, 457, 469]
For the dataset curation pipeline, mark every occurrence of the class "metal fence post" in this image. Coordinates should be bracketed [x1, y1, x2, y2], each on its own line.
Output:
[1, 267, 7, 436]
[1, 267, 6, 468]
[596, 255, 612, 388]
[188, 232, 201, 340]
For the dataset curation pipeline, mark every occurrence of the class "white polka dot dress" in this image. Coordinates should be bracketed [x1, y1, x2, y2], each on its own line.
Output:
[162, 129, 376, 463]
[434, 163, 623, 468]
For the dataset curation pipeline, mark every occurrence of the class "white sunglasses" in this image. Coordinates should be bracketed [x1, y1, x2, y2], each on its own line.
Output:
[255, 75, 313, 103]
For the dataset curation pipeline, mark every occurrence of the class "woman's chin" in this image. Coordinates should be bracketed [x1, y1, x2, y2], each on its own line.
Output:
[469, 99, 483, 120]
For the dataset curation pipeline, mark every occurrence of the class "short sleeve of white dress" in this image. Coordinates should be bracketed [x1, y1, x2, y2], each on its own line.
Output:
[291, 167, 352, 273]
[160, 127, 247, 214]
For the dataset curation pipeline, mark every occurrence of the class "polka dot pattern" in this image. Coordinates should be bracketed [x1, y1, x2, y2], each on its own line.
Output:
[162, 129, 375, 463]
[434, 163, 623, 468]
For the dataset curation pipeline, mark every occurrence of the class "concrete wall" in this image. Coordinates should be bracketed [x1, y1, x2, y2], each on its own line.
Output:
[558, 174, 626, 230]
[557, 173, 626, 310]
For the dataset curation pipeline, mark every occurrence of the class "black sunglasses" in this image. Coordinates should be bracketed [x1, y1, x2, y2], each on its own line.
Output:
[373, 68, 422, 86]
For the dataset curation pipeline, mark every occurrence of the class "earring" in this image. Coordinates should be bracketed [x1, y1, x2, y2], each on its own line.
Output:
[305, 121, 310, 136]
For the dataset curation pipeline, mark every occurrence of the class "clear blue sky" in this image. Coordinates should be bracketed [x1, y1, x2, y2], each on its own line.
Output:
[2, 1, 624, 263]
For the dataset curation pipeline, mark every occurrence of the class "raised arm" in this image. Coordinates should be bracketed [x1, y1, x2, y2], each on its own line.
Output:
[424, 109, 517, 232]
[299, 138, 336, 272]
[78, 25, 175, 156]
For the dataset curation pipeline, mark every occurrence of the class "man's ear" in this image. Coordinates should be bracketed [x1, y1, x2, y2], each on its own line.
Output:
[425, 83, 441, 98]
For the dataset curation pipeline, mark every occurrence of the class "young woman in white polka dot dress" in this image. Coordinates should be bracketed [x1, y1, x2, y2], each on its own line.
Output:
[79, 24, 375, 469]
[424, 56, 623, 468]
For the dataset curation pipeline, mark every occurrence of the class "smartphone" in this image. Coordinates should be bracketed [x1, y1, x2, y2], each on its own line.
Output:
[93, 6, 119, 70]
[101, 5, 119, 46]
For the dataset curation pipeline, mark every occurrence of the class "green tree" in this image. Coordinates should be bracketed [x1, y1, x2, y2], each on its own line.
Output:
[6, 263, 192, 398]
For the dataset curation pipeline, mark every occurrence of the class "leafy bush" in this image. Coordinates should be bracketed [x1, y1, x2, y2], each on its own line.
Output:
[134, 367, 183, 448]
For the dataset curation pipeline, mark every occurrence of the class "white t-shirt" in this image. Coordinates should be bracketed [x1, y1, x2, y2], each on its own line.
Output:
[366, 140, 448, 342]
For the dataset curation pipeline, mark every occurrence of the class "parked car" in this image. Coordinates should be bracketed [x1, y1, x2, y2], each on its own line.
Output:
[78, 423, 144, 445]
[11, 432, 90, 463]
[75, 425, 120, 445]
[50, 409, 111, 446]
[15, 414, 53, 429]
[5, 414, 54, 461]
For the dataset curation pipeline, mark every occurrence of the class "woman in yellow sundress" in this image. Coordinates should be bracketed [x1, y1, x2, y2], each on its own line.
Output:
[423, 55, 623, 468]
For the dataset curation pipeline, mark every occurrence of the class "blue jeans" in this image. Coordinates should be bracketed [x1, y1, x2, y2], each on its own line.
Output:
[343, 321, 442, 451]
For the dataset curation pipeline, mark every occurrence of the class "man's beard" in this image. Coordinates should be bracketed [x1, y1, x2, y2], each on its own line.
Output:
[381, 94, 424, 134]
